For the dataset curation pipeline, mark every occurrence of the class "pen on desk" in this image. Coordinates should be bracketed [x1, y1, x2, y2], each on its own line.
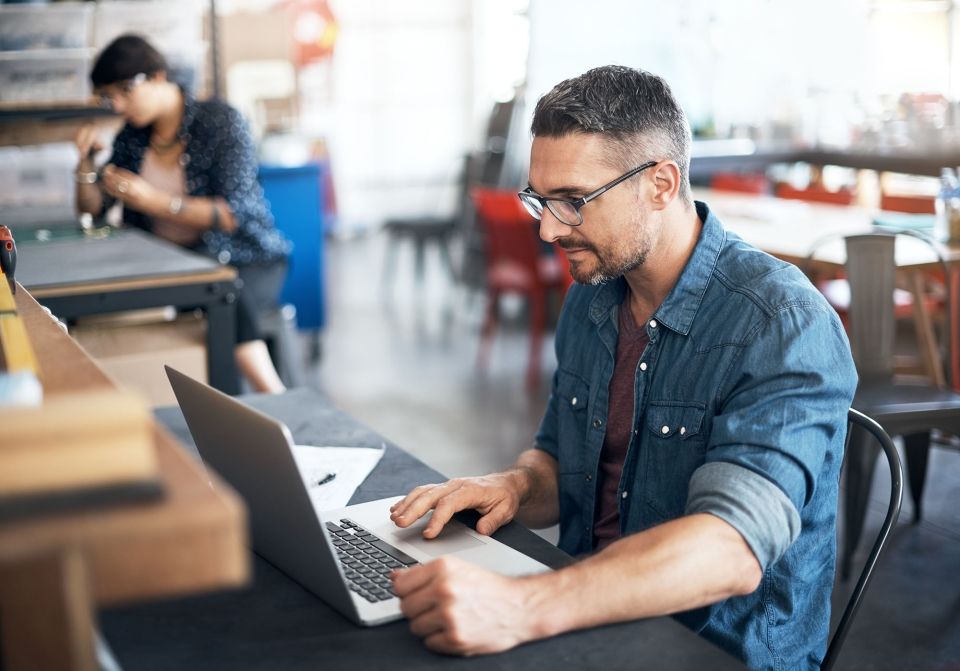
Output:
[315, 472, 337, 487]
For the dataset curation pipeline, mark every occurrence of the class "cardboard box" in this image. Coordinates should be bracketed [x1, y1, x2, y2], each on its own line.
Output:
[71, 312, 207, 408]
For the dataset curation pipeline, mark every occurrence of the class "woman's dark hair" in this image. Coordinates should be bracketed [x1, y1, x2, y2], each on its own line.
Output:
[90, 34, 167, 87]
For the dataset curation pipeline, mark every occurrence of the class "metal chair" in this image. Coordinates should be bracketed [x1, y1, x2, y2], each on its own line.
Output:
[839, 232, 960, 579]
[822, 408, 903, 671]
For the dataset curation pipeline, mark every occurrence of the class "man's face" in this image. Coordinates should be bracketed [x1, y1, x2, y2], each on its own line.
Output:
[528, 134, 656, 285]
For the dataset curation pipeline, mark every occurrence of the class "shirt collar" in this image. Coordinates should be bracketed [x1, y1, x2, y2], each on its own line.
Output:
[587, 200, 725, 335]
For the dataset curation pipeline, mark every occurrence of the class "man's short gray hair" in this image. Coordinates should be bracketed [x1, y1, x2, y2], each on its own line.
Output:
[531, 65, 692, 201]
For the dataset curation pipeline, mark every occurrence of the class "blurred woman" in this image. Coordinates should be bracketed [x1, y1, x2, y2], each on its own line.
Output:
[75, 34, 290, 393]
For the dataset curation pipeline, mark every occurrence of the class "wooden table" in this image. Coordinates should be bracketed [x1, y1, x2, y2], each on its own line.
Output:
[0, 288, 249, 670]
[697, 188, 960, 387]
[15, 228, 241, 394]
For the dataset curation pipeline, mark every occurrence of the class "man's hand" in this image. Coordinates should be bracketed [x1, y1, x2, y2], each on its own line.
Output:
[392, 556, 540, 656]
[389, 471, 527, 538]
[100, 164, 166, 214]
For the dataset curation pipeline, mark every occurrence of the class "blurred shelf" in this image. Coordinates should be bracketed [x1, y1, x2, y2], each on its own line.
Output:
[0, 102, 115, 123]
[690, 143, 960, 180]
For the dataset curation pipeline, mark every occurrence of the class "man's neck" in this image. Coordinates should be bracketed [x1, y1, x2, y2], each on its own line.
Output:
[623, 200, 701, 326]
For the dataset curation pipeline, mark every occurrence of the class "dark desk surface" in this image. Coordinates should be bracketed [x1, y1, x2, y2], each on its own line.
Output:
[15, 228, 226, 292]
[100, 388, 746, 670]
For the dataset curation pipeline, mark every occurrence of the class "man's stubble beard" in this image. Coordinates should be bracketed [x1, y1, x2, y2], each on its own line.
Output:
[566, 212, 652, 286]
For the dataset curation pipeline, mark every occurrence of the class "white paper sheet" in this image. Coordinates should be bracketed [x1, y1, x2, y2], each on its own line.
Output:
[291, 444, 385, 511]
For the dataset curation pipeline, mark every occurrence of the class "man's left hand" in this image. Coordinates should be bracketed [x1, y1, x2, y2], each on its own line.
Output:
[392, 556, 540, 656]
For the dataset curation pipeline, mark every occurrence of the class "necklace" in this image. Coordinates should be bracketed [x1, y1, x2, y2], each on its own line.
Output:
[149, 134, 180, 153]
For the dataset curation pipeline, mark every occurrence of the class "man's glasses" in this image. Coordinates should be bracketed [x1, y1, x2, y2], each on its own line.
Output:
[96, 73, 147, 109]
[518, 160, 659, 227]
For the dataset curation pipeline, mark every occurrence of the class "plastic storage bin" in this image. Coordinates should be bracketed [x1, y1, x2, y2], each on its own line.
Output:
[0, 4, 93, 51]
[258, 162, 327, 331]
[0, 49, 91, 103]
[93, 1, 202, 51]
[17, 143, 77, 208]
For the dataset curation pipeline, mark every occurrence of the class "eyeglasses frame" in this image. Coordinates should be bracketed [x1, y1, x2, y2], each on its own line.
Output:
[517, 160, 659, 227]
[96, 72, 148, 109]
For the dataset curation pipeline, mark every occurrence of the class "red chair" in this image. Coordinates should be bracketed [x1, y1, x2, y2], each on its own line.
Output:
[709, 172, 770, 194]
[775, 183, 855, 206]
[880, 193, 936, 214]
[471, 187, 570, 390]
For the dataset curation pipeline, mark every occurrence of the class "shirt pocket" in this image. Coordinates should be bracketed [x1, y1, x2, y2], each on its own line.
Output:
[642, 401, 708, 522]
[556, 368, 590, 475]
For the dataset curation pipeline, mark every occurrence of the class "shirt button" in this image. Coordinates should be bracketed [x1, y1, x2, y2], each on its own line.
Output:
[639, 362, 647, 372]
[649, 319, 658, 329]
[680, 427, 686, 436]
[571, 397, 578, 406]
[585, 474, 593, 482]
[621, 491, 629, 499]
[661, 425, 670, 434]
[593, 419, 603, 428]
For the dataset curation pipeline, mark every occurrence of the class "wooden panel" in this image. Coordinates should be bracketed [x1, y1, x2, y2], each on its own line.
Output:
[0, 548, 96, 671]
[0, 288, 249, 605]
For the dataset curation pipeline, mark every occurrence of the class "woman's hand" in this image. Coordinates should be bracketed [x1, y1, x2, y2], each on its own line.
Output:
[74, 124, 104, 167]
[101, 164, 166, 214]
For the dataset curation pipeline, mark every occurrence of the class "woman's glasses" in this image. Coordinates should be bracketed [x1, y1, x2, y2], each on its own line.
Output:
[96, 73, 147, 109]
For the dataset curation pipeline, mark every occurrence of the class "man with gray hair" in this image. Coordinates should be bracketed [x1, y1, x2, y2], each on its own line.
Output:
[389, 65, 857, 670]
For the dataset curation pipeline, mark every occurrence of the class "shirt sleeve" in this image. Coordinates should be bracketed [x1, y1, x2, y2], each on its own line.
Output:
[686, 461, 800, 570]
[210, 106, 275, 238]
[706, 302, 856, 515]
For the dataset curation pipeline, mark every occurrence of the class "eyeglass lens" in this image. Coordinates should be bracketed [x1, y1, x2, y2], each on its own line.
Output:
[519, 192, 581, 226]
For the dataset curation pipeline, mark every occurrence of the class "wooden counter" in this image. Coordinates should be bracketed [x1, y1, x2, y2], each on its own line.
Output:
[0, 287, 249, 670]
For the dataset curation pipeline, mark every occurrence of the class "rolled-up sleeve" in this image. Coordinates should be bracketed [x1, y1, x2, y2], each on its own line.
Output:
[686, 461, 800, 570]
[698, 302, 856, 566]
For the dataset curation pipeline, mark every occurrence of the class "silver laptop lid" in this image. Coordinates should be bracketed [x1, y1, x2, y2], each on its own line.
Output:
[164, 366, 360, 622]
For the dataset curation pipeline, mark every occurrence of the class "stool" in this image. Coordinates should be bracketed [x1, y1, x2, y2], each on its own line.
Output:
[381, 216, 456, 286]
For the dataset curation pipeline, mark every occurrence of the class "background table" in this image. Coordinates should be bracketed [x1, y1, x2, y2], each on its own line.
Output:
[698, 188, 960, 388]
[100, 388, 747, 670]
[15, 227, 241, 394]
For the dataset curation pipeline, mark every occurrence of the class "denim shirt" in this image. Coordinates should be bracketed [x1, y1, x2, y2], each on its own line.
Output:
[535, 202, 857, 670]
[102, 92, 291, 267]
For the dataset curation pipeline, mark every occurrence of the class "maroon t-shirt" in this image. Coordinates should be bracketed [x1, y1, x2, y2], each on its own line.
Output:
[593, 298, 649, 550]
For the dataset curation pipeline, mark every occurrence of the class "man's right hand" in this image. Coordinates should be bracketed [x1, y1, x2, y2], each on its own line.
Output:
[389, 470, 530, 539]
[74, 125, 104, 167]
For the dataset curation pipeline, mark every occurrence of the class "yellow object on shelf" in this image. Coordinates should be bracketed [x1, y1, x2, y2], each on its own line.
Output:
[0, 278, 40, 378]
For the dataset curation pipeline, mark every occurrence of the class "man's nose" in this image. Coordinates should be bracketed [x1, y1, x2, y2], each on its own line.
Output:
[538, 209, 571, 243]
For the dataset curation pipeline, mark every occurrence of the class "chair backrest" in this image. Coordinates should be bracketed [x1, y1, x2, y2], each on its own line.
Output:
[470, 186, 542, 277]
[710, 171, 770, 195]
[822, 408, 904, 671]
[880, 193, 936, 215]
[843, 231, 953, 385]
[776, 183, 855, 206]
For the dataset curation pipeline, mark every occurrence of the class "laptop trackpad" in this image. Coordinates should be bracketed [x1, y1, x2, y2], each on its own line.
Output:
[391, 521, 486, 557]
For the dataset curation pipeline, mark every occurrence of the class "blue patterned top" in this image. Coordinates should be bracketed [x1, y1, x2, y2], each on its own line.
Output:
[102, 92, 291, 266]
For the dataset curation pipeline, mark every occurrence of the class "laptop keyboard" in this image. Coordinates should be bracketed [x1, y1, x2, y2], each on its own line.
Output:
[325, 518, 420, 603]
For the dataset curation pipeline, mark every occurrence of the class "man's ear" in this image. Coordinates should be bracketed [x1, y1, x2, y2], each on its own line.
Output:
[649, 161, 681, 211]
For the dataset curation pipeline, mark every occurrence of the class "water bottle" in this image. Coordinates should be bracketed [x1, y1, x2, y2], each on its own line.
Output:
[935, 167, 960, 242]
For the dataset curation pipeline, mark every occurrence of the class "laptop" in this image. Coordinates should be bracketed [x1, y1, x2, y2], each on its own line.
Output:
[164, 366, 549, 626]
